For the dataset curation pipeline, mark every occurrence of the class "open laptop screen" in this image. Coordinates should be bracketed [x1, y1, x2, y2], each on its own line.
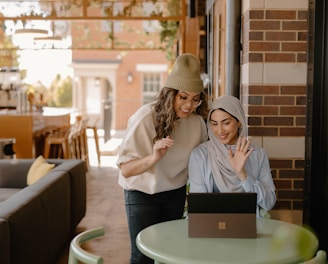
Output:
[187, 192, 257, 238]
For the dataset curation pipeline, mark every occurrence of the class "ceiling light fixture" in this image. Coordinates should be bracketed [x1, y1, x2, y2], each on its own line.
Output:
[14, 28, 49, 38]
[34, 36, 62, 42]
[33, 21, 63, 47]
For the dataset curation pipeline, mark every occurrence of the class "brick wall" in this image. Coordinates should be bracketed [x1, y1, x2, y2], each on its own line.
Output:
[241, 4, 308, 210]
[242, 9, 307, 64]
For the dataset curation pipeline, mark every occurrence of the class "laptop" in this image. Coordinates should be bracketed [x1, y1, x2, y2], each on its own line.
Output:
[187, 192, 257, 238]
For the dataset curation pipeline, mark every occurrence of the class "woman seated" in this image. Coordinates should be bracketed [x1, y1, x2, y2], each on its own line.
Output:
[188, 95, 276, 217]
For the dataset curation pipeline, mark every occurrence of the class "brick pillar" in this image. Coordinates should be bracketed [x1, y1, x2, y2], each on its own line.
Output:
[240, 0, 308, 210]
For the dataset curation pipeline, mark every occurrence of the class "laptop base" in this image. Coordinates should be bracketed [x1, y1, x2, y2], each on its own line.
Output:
[188, 213, 257, 238]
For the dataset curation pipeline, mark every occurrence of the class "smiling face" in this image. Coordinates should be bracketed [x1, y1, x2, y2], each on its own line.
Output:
[209, 109, 241, 145]
[173, 91, 202, 118]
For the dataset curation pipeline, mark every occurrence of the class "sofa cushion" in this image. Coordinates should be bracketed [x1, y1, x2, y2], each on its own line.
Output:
[0, 188, 21, 202]
[0, 160, 32, 188]
[27, 155, 55, 185]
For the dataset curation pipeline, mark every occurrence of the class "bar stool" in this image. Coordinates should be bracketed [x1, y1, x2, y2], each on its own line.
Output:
[78, 117, 90, 169]
[43, 116, 89, 170]
[33, 126, 59, 157]
[87, 117, 101, 166]
[68, 121, 81, 159]
[70, 115, 89, 170]
[43, 126, 72, 159]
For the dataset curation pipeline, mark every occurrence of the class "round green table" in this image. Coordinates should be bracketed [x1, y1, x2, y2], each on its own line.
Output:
[136, 218, 318, 264]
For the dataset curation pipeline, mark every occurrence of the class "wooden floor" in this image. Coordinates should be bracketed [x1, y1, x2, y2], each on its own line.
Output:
[54, 158, 130, 264]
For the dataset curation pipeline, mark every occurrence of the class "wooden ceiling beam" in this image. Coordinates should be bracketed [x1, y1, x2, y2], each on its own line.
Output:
[0, 0, 184, 21]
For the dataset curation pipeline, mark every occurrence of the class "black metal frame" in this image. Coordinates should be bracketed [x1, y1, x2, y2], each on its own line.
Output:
[304, 0, 328, 252]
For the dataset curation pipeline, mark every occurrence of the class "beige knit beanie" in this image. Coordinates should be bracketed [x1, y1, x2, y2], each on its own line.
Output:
[164, 53, 204, 93]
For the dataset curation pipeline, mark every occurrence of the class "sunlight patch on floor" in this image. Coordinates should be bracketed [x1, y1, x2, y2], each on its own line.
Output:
[87, 128, 122, 168]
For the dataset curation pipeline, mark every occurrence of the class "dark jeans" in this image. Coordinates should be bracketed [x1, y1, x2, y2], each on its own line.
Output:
[124, 185, 186, 264]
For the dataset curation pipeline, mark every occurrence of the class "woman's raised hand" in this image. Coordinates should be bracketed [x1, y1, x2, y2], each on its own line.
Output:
[153, 136, 174, 160]
[228, 136, 253, 181]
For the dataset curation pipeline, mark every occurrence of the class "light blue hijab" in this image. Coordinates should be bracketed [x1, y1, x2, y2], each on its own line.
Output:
[207, 95, 248, 192]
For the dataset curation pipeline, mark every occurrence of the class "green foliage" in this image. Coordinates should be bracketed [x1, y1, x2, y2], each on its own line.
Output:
[101, 0, 180, 62]
[48, 74, 72, 107]
[159, 20, 179, 61]
[0, 21, 19, 67]
[296, 225, 318, 261]
[271, 224, 318, 261]
[26, 74, 72, 107]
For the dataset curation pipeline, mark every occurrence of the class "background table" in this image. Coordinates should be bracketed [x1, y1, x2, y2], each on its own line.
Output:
[136, 218, 318, 264]
[0, 108, 71, 158]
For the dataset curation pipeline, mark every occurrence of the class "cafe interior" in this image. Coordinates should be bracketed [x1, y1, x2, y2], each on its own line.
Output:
[1, 0, 328, 263]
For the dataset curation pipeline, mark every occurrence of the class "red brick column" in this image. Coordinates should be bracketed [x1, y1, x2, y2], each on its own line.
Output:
[241, 6, 308, 210]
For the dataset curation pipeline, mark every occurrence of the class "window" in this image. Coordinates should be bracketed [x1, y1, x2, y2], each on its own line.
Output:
[142, 72, 161, 104]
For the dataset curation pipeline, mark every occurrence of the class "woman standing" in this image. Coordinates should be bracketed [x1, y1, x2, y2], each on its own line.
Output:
[116, 53, 208, 264]
[188, 95, 276, 216]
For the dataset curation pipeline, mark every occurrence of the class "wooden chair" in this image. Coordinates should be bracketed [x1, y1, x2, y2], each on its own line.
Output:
[87, 117, 101, 166]
[43, 126, 72, 159]
[68, 227, 105, 264]
[43, 116, 89, 171]
[74, 116, 89, 169]
[68, 121, 80, 159]
[299, 250, 327, 264]
[33, 126, 59, 157]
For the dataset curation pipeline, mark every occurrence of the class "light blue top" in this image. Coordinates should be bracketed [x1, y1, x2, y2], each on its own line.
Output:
[188, 141, 276, 215]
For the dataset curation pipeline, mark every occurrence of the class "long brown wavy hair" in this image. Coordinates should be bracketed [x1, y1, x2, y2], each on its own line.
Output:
[151, 87, 208, 143]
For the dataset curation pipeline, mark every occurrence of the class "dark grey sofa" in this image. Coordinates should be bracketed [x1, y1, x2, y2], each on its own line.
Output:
[0, 159, 86, 264]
